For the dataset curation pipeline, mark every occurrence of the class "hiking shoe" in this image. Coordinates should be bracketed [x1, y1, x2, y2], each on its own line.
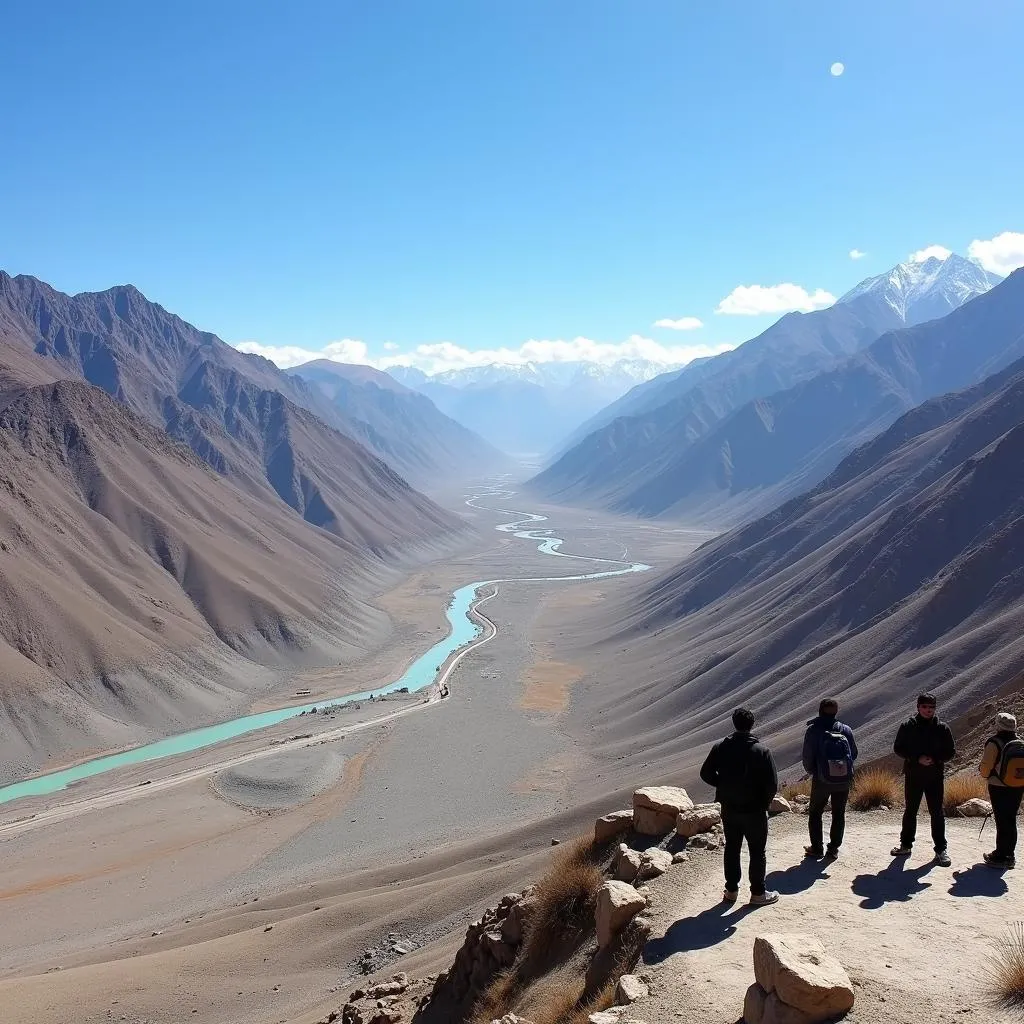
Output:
[723, 888, 738, 903]
[984, 852, 1016, 869]
[824, 848, 839, 862]
[890, 845, 912, 857]
[749, 890, 780, 906]
[934, 849, 951, 867]
[804, 845, 824, 859]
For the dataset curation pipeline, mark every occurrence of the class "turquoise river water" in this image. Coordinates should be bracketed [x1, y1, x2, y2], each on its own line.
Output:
[0, 495, 649, 807]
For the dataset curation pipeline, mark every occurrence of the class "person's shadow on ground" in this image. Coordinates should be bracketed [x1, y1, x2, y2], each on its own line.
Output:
[645, 900, 755, 964]
[851, 858, 935, 909]
[765, 857, 831, 895]
[949, 863, 1009, 898]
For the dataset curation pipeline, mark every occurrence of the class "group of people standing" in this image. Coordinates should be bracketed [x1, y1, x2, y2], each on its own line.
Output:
[699, 693, 1024, 905]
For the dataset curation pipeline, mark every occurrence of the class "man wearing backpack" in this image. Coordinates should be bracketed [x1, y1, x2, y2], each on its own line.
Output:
[891, 692, 956, 866]
[700, 707, 780, 906]
[979, 712, 1024, 869]
[801, 698, 858, 861]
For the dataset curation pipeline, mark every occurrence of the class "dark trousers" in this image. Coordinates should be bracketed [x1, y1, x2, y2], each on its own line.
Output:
[808, 780, 849, 852]
[990, 784, 1024, 859]
[900, 775, 946, 852]
[722, 807, 768, 895]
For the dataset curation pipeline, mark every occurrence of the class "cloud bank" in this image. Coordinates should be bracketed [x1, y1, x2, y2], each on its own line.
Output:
[652, 316, 704, 330]
[715, 283, 835, 316]
[237, 334, 735, 375]
[909, 244, 952, 264]
[968, 231, 1024, 276]
[849, 249, 866, 260]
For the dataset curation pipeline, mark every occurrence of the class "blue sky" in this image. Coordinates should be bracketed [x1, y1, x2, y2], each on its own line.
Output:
[2, 1, 1022, 372]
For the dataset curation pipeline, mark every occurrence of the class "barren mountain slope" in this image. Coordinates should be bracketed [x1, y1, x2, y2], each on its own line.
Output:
[0, 375, 448, 781]
[0, 272, 490, 487]
[289, 358, 506, 477]
[602, 267, 1024, 525]
[568, 353, 1024, 775]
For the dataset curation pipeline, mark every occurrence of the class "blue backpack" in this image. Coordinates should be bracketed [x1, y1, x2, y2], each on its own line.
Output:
[816, 725, 853, 786]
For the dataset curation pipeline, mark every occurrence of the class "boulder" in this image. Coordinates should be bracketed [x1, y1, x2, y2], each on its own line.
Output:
[688, 833, 721, 850]
[672, 851, 689, 864]
[753, 934, 854, 1020]
[638, 848, 673, 879]
[676, 803, 722, 838]
[614, 846, 644, 882]
[595, 881, 647, 948]
[744, 982, 768, 1024]
[595, 809, 634, 843]
[762, 993, 816, 1024]
[957, 798, 992, 817]
[633, 786, 694, 835]
[615, 974, 649, 1004]
[769, 795, 792, 816]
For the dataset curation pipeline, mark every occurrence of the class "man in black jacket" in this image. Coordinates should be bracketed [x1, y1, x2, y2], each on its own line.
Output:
[891, 692, 956, 866]
[802, 698, 858, 861]
[700, 707, 780, 906]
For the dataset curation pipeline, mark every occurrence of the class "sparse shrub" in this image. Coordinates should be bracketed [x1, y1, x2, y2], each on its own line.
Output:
[944, 772, 989, 816]
[781, 778, 813, 801]
[989, 922, 1024, 1010]
[849, 767, 902, 811]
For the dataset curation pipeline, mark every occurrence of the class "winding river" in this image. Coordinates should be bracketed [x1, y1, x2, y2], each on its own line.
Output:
[0, 492, 650, 807]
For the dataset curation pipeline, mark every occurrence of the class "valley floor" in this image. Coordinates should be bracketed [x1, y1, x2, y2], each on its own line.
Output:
[0, 487, 704, 1024]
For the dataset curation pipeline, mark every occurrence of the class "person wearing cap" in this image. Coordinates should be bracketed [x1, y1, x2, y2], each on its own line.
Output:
[979, 712, 1024, 868]
[891, 692, 956, 865]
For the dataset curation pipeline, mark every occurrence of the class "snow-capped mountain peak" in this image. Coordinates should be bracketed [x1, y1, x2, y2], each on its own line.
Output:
[839, 252, 1001, 325]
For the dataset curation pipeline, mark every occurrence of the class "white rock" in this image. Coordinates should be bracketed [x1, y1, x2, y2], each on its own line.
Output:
[595, 809, 634, 843]
[957, 797, 992, 817]
[753, 934, 855, 1019]
[614, 847, 643, 882]
[672, 851, 689, 864]
[615, 974, 649, 1004]
[676, 803, 722, 838]
[639, 848, 673, 879]
[633, 786, 694, 835]
[595, 881, 647, 948]
[769, 795, 792, 816]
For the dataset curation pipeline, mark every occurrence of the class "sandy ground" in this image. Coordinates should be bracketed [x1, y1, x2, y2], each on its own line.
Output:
[0, 485, 702, 1024]
[640, 812, 1019, 1024]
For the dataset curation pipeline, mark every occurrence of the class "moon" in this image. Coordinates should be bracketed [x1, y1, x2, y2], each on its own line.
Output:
[830, 62, 845, 77]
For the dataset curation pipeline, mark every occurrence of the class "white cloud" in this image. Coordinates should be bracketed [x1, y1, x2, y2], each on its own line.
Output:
[237, 338, 371, 369]
[830, 62, 845, 77]
[652, 316, 704, 331]
[383, 341, 400, 351]
[236, 334, 736, 376]
[967, 231, 1024, 276]
[715, 283, 836, 316]
[909, 244, 952, 264]
[849, 249, 867, 260]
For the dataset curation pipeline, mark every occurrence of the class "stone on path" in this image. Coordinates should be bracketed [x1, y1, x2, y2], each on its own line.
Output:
[956, 798, 992, 817]
[753, 934, 854, 1020]
[595, 809, 634, 843]
[676, 803, 721, 838]
[633, 786, 694, 835]
[615, 974, 649, 1004]
[769, 795, 792, 816]
[595, 881, 647, 948]
[614, 846, 644, 882]
[638, 848, 673, 879]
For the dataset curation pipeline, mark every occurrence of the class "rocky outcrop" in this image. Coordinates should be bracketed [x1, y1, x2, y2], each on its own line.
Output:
[596, 881, 647, 948]
[956, 798, 992, 817]
[632, 787, 694, 835]
[676, 803, 721, 837]
[747, 933, 854, 1023]
[613, 844, 672, 883]
[595, 809, 634, 843]
[615, 974, 649, 1004]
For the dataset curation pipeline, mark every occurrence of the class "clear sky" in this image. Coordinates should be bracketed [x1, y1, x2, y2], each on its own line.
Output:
[2, 1, 1022, 372]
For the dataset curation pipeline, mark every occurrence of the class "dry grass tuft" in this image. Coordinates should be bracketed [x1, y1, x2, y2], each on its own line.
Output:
[849, 767, 902, 811]
[781, 778, 813, 801]
[944, 772, 989, 816]
[990, 922, 1024, 1011]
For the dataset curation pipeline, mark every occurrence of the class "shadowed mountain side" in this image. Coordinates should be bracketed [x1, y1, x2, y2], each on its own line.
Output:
[0, 272, 487, 490]
[566, 354, 1024, 778]
[598, 268, 1024, 526]
[0, 377, 445, 780]
[288, 359, 508, 480]
[531, 254, 1000, 508]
